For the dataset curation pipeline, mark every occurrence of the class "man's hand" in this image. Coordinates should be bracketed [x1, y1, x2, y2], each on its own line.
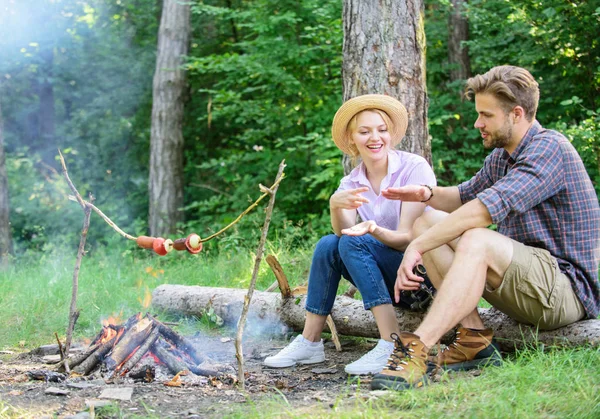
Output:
[341, 220, 376, 236]
[394, 246, 424, 303]
[330, 187, 370, 210]
[382, 185, 430, 202]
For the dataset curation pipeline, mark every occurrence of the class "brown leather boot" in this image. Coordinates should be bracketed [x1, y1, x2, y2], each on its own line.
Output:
[431, 326, 502, 371]
[371, 332, 431, 390]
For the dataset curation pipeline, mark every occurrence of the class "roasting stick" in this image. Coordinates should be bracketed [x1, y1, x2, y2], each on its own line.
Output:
[66, 169, 286, 248]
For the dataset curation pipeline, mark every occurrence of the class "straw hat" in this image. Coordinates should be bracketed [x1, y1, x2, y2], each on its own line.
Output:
[331, 94, 408, 155]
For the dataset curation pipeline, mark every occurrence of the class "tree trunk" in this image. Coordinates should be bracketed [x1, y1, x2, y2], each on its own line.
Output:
[148, 0, 190, 236]
[342, 0, 430, 173]
[152, 285, 600, 352]
[448, 0, 471, 82]
[0, 98, 13, 265]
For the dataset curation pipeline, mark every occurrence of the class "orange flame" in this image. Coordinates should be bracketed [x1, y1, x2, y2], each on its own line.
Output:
[138, 287, 152, 309]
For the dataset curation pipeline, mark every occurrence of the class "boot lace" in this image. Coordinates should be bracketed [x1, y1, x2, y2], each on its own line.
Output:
[385, 333, 414, 371]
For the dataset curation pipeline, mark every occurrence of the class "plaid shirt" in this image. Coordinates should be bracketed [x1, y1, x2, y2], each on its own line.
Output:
[458, 121, 600, 319]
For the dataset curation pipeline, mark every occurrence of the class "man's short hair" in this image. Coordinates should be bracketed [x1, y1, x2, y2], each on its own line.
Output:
[465, 66, 540, 121]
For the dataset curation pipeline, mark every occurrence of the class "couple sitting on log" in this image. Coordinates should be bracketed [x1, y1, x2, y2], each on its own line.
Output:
[263, 65, 600, 391]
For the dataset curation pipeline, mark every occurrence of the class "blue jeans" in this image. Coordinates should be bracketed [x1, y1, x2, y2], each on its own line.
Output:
[305, 234, 405, 315]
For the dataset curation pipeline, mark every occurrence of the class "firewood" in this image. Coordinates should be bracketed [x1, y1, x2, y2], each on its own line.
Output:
[104, 316, 154, 371]
[119, 326, 160, 375]
[151, 316, 208, 365]
[152, 339, 193, 376]
[73, 335, 117, 375]
[55, 342, 101, 373]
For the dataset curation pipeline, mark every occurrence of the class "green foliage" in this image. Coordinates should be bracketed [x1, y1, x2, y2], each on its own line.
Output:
[558, 106, 600, 195]
[426, 0, 600, 188]
[181, 0, 343, 246]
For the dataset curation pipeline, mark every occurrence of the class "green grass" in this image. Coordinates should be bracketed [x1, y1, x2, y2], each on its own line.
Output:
[223, 346, 599, 418]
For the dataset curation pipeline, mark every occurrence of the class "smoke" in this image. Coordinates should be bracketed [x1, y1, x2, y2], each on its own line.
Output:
[1, 0, 158, 247]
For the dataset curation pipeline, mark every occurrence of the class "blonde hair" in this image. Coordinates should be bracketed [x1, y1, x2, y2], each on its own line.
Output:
[465, 65, 540, 121]
[344, 109, 395, 158]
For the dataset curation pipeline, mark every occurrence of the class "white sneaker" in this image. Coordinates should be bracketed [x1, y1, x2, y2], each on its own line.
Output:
[263, 335, 325, 368]
[344, 339, 394, 375]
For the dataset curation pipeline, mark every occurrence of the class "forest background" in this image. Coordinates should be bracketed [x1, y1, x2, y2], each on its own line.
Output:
[0, 0, 599, 258]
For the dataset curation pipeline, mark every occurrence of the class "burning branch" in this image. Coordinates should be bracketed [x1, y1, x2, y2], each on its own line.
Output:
[235, 160, 286, 389]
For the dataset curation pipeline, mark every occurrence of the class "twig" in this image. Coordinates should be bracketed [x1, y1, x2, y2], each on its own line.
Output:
[68, 196, 136, 241]
[59, 151, 86, 210]
[235, 160, 286, 389]
[59, 151, 92, 371]
[54, 333, 66, 363]
[201, 174, 285, 243]
[325, 316, 342, 352]
[265, 254, 291, 298]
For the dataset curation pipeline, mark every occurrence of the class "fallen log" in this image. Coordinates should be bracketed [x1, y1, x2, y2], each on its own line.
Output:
[152, 285, 600, 351]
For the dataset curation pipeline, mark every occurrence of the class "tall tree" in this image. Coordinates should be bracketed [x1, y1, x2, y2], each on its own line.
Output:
[448, 0, 471, 82]
[0, 98, 13, 265]
[149, 0, 191, 236]
[342, 0, 430, 173]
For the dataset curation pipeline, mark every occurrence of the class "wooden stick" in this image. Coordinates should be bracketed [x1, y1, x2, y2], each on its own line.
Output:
[54, 333, 67, 363]
[59, 151, 93, 371]
[201, 173, 285, 243]
[265, 254, 291, 298]
[55, 342, 101, 372]
[235, 160, 286, 389]
[73, 335, 117, 375]
[325, 316, 342, 352]
[66, 172, 286, 244]
[153, 339, 192, 376]
[119, 326, 160, 375]
[68, 196, 135, 241]
[151, 315, 207, 365]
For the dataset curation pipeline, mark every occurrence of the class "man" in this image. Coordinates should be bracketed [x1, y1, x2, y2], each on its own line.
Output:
[370, 65, 600, 390]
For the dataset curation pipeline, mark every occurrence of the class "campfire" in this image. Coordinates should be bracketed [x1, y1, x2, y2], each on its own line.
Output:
[54, 313, 221, 383]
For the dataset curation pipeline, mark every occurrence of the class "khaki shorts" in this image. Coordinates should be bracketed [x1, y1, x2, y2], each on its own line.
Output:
[483, 240, 585, 330]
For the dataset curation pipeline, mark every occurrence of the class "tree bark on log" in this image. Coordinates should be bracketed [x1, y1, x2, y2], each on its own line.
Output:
[152, 285, 600, 351]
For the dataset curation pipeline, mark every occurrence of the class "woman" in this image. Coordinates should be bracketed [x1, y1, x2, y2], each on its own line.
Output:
[264, 95, 436, 375]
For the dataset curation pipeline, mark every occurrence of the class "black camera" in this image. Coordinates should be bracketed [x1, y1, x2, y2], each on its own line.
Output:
[401, 264, 436, 313]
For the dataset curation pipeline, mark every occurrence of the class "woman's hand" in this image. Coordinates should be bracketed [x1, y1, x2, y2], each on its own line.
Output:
[394, 246, 425, 303]
[341, 220, 377, 236]
[330, 187, 370, 210]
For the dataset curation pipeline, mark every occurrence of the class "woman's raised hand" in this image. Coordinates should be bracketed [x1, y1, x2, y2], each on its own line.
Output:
[341, 220, 376, 236]
[330, 187, 370, 210]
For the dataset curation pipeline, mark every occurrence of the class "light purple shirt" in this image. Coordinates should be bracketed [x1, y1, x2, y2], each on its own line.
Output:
[336, 150, 437, 231]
